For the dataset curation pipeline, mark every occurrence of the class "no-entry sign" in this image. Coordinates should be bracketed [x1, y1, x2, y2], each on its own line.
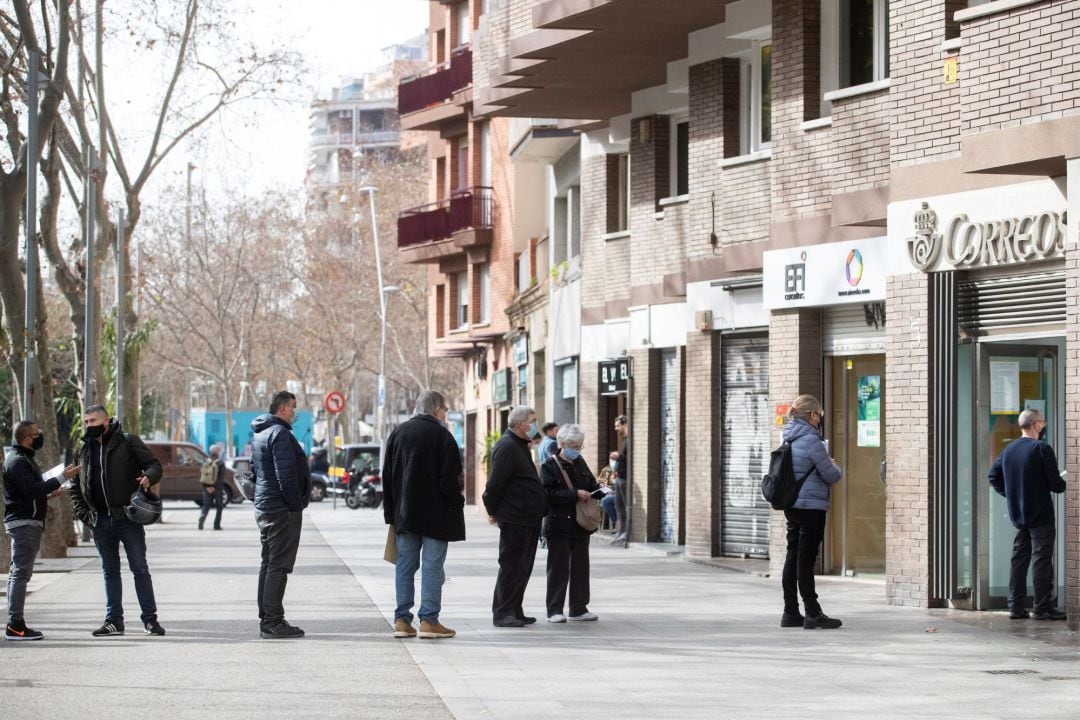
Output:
[324, 390, 346, 415]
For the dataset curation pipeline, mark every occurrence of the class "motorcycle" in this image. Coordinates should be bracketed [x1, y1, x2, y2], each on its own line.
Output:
[344, 467, 383, 509]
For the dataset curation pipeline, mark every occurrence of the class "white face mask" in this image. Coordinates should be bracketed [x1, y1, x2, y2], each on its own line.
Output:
[609, 460, 618, 471]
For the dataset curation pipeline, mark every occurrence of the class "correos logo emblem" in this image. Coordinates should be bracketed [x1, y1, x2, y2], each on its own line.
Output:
[845, 249, 863, 287]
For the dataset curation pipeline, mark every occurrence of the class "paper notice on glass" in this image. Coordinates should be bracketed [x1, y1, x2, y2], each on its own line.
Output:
[990, 361, 1020, 415]
[42, 463, 65, 481]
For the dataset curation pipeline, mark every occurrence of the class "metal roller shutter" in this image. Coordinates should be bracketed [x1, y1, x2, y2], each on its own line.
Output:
[822, 304, 885, 355]
[721, 336, 770, 558]
[957, 270, 1066, 336]
[659, 349, 678, 544]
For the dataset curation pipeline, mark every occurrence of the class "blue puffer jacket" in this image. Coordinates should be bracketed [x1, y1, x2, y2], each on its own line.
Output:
[783, 418, 842, 511]
[251, 414, 311, 514]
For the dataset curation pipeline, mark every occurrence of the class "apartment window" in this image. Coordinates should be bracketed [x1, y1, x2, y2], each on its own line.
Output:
[435, 284, 446, 338]
[480, 122, 491, 187]
[568, 186, 581, 258]
[456, 2, 471, 47]
[606, 154, 630, 233]
[825, 0, 889, 91]
[670, 117, 689, 198]
[478, 263, 491, 323]
[455, 272, 469, 329]
[740, 41, 772, 154]
[456, 137, 470, 190]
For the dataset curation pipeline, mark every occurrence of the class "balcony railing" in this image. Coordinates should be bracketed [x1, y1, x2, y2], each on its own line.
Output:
[310, 130, 400, 148]
[398, 186, 493, 249]
[398, 46, 472, 116]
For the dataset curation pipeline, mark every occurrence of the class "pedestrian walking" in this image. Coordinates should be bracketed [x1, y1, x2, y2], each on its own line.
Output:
[4, 420, 80, 640]
[988, 408, 1067, 620]
[780, 395, 843, 630]
[251, 391, 311, 639]
[611, 415, 629, 544]
[540, 423, 601, 624]
[70, 405, 166, 637]
[382, 390, 464, 640]
[483, 405, 548, 628]
[198, 443, 225, 530]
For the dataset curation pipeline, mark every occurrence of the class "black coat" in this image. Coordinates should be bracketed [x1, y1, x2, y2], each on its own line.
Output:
[483, 432, 547, 527]
[540, 454, 600, 538]
[70, 421, 162, 523]
[382, 414, 465, 542]
[3, 445, 61, 525]
[251, 414, 311, 514]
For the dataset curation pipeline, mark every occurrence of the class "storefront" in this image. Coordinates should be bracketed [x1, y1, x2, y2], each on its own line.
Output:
[764, 235, 888, 575]
[888, 179, 1068, 611]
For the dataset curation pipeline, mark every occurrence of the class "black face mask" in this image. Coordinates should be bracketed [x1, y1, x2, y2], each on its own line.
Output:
[31, 434, 44, 451]
[84, 424, 106, 440]
[1039, 427, 1048, 442]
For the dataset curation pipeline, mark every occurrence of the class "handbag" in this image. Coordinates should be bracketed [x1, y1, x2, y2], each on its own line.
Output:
[554, 458, 602, 533]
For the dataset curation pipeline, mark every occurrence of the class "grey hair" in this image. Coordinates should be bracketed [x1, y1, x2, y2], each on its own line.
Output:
[507, 405, 535, 428]
[1018, 408, 1044, 430]
[556, 423, 585, 448]
[209, 443, 223, 457]
[414, 390, 446, 417]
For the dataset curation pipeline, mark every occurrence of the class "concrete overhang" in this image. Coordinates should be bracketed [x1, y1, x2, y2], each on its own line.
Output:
[962, 115, 1080, 177]
[510, 126, 579, 163]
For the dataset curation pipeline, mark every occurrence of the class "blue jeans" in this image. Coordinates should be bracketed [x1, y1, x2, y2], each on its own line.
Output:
[394, 531, 448, 624]
[92, 515, 158, 624]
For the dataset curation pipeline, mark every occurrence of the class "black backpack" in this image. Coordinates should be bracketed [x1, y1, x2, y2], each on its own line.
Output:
[760, 440, 814, 511]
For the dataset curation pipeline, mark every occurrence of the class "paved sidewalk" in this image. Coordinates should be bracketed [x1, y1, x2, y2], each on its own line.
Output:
[311, 503, 1080, 720]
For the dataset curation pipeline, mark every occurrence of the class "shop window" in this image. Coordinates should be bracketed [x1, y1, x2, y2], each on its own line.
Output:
[606, 154, 629, 233]
[740, 41, 772, 155]
[670, 117, 689, 198]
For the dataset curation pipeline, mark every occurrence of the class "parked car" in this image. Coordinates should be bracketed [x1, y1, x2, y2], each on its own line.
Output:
[146, 441, 243, 505]
[230, 454, 331, 503]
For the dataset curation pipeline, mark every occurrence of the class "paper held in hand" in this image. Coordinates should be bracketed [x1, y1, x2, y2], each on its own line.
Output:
[384, 525, 398, 564]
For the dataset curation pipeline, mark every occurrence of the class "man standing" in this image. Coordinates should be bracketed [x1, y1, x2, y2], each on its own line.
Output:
[251, 391, 311, 639]
[483, 405, 548, 628]
[198, 443, 225, 531]
[989, 409, 1067, 620]
[382, 390, 464, 640]
[4, 420, 79, 640]
[70, 405, 165, 637]
[538, 423, 559, 463]
[611, 415, 629, 544]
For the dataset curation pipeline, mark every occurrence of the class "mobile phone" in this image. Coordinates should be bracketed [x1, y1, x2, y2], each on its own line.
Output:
[824, 439, 830, 456]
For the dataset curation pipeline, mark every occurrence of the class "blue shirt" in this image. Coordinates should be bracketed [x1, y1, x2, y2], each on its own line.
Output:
[539, 436, 557, 463]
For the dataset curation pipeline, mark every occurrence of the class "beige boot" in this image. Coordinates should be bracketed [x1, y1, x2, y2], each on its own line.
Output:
[418, 619, 455, 639]
[393, 618, 417, 638]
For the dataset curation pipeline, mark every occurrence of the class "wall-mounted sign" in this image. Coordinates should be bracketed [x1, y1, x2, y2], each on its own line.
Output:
[857, 375, 881, 448]
[513, 335, 529, 367]
[907, 202, 1066, 273]
[599, 358, 630, 396]
[763, 237, 887, 310]
[491, 368, 511, 406]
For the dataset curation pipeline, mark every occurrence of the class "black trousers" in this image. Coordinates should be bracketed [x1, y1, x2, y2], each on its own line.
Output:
[1010, 522, 1056, 614]
[199, 484, 224, 528]
[492, 522, 539, 621]
[256, 511, 303, 627]
[546, 534, 591, 617]
[782, 508, 827, 617]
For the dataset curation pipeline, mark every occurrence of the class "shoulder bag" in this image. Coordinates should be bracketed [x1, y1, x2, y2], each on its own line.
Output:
[554, 458, 602, 533]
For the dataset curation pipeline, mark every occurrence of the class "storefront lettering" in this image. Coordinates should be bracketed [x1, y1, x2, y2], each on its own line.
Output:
[906, 201, 1066, 272]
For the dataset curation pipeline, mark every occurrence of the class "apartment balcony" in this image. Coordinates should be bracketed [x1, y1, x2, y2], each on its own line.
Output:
[398, 46, 472, 131]
[310, 129, 400, 150]
[397, 186, 494, 264]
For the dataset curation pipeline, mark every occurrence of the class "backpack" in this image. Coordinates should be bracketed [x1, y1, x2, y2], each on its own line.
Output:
[760, 440, 814, 511]
[199, 458, 219, 487]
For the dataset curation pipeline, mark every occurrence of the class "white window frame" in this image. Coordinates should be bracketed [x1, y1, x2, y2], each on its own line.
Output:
[478, 263, 491, 323]
[456, 2, 471, 47]
[480, 122, 492, 187]
[821, 0, 889, 114]
[739, 40, 773, 155]
[455, 272, 469, 329]
[669, 114, 690, 200]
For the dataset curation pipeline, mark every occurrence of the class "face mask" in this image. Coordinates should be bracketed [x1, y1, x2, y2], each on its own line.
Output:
[527, 421, 538, 438]
[84, 424, 105, 440]
[562, 447, 581, 461]
[31, 435, 44, 451]
[609, 459, 618, 471]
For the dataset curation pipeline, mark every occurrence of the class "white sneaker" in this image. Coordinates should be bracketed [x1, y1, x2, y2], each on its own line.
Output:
[547, 614, 567, 623]
[568, 611, 598, 622]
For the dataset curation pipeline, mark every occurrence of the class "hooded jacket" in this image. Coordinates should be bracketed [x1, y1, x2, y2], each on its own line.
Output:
[251, 414, 311, 514]
[70, 420, 162, 524]
[3, 445, 61, 527]
[782, 418, 842, 511]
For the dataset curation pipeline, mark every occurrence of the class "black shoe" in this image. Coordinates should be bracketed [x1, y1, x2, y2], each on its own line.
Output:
[493, 616, 525, 628]
[517, 615, 537, 625]
[92, 620, 125, 637]
[1032, 608, 1067, 621]
[1008, 608, 1030, 620]
[260, 621, 305, 639]
[198, 516, 205, 530]
[6, 621, 44, 641]
[780, 612, 805, 628]
[144, 620, 166, 636]
[213, 526, 222, 530]
[803, 613, 843, 629]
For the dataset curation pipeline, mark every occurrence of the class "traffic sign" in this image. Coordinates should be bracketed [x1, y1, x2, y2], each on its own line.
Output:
[324, 390, 346, 415]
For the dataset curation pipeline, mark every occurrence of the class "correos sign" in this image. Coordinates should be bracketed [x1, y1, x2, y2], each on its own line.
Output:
[763, 237, 887, 310]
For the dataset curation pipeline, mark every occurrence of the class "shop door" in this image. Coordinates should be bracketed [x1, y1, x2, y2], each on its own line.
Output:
[658, 349, 678, 544]
[970, 342, 1065, 610]
[720, 336, 771, 558]
[826, 355, 886, 575]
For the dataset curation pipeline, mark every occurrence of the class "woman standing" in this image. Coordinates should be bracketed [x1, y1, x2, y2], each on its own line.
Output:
[541, 424, 600, 623]
[781, 395, 843, 629]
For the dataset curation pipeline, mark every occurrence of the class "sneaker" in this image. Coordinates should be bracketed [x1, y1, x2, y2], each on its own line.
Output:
[547, 614, 567, 623]
[803, 613, 843, 629]
[6, 621, 44, 641]
[781, 612, 805, 628]
[493, 616, 525, 628]
[610, 535, 627, 546]
[260, 621, 305, 639]
[1008, 608, 1030, 620]
[1032, 608, 1067, 621]
[418, 620, 456, 639]
[568, 611, 598, 622]
[144, 620, 166, 636]
[92, 621, 125, 637]
[393, 619, 417, 638]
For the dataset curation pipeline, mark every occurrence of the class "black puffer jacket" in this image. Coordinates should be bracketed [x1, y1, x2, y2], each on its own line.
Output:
[483, 432, 547, 527]
[541, 454, 600, 538]
[251, 414, 311, 514]
[382, 414, 465, 542]
[3, 445, 61, 525]
[70, 421, 162, 524]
